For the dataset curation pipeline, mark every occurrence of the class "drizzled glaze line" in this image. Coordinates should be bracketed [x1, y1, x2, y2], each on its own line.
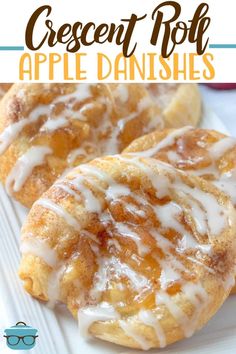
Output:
[138, 310, 166, 348]
[119, 320, 151, 350]
[78, 302, 120, 338]
[127, 126, 192, 158]
[90, 256, 150, 301]
[6, 146, 52, 194]
[20, 237, 58, 268]
[156, 291, 192, 338]
[0, 105, 50, 154]
[209, 137, 236, 160]
[36, 198, 81, 230]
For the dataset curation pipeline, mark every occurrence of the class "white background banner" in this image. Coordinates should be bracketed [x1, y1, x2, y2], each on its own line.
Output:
[0, 0, 235, 82]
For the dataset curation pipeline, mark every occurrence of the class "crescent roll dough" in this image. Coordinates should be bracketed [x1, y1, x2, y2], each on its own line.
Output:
[19, 155, 236, 350]
[0, 83, 201, 207]
[124, 127, 236, 293]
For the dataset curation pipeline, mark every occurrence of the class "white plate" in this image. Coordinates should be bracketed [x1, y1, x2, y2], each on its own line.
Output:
[0, 108, 235, 354]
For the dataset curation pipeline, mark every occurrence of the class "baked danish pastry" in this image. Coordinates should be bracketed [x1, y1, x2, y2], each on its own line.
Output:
[124, 127, 236, 293]
[19, 155, 236, 350]
[0, 83, 201, 208]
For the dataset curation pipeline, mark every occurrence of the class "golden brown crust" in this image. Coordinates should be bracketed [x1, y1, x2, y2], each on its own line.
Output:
[19, 155, 236, 349]
[124, 127, 236, 296]
[0, 83, 159, 207]
[124, 127, 236, 176]
[0, 83, 201, 208]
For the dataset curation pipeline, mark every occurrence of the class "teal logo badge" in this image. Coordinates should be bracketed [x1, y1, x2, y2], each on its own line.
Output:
[4, 322, 38, 350]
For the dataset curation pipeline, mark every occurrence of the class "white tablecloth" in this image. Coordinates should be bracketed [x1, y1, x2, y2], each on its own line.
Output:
[200, 85, 236, 137]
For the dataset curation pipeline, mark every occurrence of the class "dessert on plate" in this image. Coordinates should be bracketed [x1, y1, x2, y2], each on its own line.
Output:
[0, 83, 201, 207]
[19, 154, 236, 350]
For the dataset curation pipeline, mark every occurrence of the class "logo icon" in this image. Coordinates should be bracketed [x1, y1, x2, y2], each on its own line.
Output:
[4, 322, 38, 350]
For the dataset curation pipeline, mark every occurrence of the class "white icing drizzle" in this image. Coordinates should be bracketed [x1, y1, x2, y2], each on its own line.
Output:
[154, 202, 202, 252]
[184, 196, 208, 235]
[189, 164, 218, 177]
[69, 176, 102, 213]
[47, 264, 67, 308]
[67, 148, 87, 164]
[117, 155, 171, 199]
[150, 229, 173, 251]
[118, 97, 151, 132]
[114, 84, 129, 103]
[53, 84, 92, 104]
[21, 234, 67, 309]
[122, 201, 146, 218]
[58, 166, 131, 215]
[79, 164, 114, 185]
[20, 237, 58, 267]
[159, 261, 181, 289]
[156, 270, 209, 339]
[138, 310, 166, 348]
[178, 184, 227, 236]
[119, 320, 151, 350]
[78, 302, 119, 338]
[79, 163, 134, 203]
[186, 256, 215, 274]
[209, 137, 236, 160]
[184, 136, 236, 208]
[0, 104, 50, 154]
[127, 126, 192, 158]
[167, 150, 180, 162]
[6, 146, 52, 193]
[180, 282, 209, 335]
[40, 116, 68, 132]
[67, 143, 97, 165]
[36, 198, 81, 230]
[55, 182, 82, 202]
[155, 202, 187, 235]
[156, 291, 192, 338]
[151, 229, 214, 275]
[115, 223, 150, 256]
[214, 169, 236, 204]
[107, 238, 122, 252]
[90, 256, 150, 301]
[106, 184, 130, 200]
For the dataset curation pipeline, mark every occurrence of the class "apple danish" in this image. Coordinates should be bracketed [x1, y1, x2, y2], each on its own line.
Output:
[0, 83, 201, 208]
[19, 155, 236, 350]
[124, 127, 236, 293]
